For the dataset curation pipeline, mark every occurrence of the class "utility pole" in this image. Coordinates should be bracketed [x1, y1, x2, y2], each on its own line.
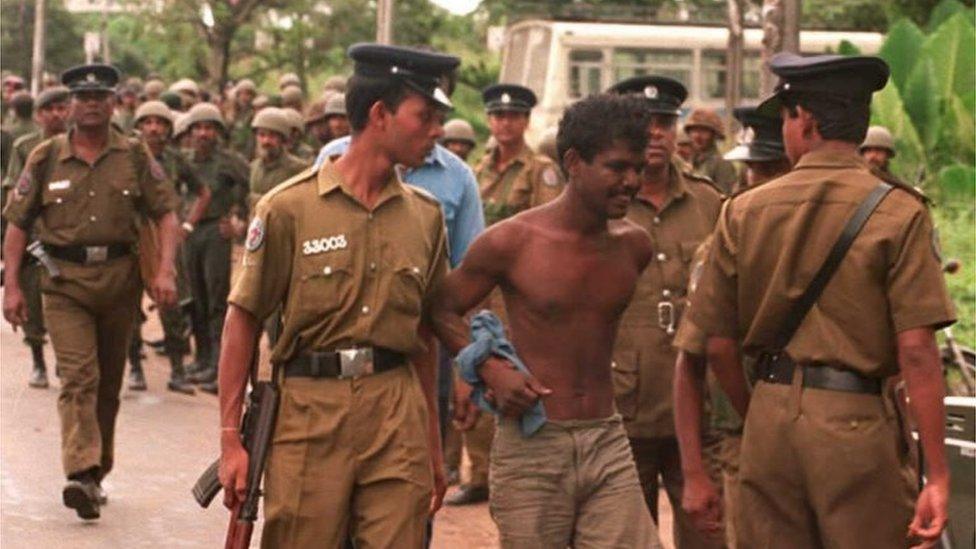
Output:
[760, 0, 801, 96]
[725, 0, 744, 121]
[30, 0, 46, 95]
[376, 0, 393, 44]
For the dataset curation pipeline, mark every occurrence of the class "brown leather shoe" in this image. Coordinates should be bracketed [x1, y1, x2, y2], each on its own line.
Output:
[63, 480, 100, 520]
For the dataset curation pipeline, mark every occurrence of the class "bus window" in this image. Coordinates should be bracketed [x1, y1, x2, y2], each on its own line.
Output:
[569, 49, 604, 98]
[612, 48, 692, 88]
[701, 50, 763, 100]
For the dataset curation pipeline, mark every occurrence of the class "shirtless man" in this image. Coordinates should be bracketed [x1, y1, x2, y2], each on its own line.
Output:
[431, 94, 661, 548]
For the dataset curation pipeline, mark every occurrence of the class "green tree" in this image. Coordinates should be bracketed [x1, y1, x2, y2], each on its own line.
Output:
[0, 0, 84, 84]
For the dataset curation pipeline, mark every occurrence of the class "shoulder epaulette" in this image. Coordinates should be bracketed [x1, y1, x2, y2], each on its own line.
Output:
[12, 131, 40, 150]
[403, 182, 440, 207]
[264, 165, 317, 201]
[869, 166, 930, 204]
[682, 168, 725, 196]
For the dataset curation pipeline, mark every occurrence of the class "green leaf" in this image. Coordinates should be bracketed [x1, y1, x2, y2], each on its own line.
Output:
[927, 0, 970, 32]
[921, 13, 976, 104]
[837, 40, 862, 55]
[870, 83, 927, 181]
[902, 60, 941, 149]
[942, 94, 976, 165]
[879, 19, 925, 93]
[937, 164, 976, 204]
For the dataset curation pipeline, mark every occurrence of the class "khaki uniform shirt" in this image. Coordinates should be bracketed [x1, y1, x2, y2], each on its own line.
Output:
[228, 158, 449, 365]
[693, 146, 737, 195]
[687, 149, 955, 379]
[2, 131, 45, 212]
[2, 129, 178, 247]
[189, 148, 250, 221]
[613, 160, 723, 438]
[248, 152, 308, 206]
[475, 143, 564, 226]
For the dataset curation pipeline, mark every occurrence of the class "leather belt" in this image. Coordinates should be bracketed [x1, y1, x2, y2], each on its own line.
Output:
[284, 347, 406, 379]
[45, 243, 132, 265]
[756, 353, 882, 395]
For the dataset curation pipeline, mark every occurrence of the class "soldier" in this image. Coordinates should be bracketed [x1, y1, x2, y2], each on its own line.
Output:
[684, 108, 737, 194]
[248, 108, 308, 207]
[322, 74, 347, 95]
[450, 83, 565, 507]
[169, 78, 200, 110]
[278, 72, 301, 91]
[281, 85, 304, 113]
[2, 74, 25, 106]
[112, 84, 139, 134]
[859, 125, 898, 176]
[322, 93, 350, 141]
[2, 64, 180, 519]
[607, 75, 723, 549]
[227, 79, 257, 160]
[134, 100, 212, 395]
[181, 102, 250, 394]
[281, 107, 316, 161]
[5, 91, 37, 141]
[673, 106, 791, 545]
[2, 86, 70, 388]
[429, 93, 662, 548]
[218, 43, 458, 547]
[687, 53, 954, 547]
[144, 79, 165, 101]
[440, 118, 476, 161]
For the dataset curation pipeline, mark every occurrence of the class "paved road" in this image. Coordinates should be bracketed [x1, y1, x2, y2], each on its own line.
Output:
[0, 296, 673, 548]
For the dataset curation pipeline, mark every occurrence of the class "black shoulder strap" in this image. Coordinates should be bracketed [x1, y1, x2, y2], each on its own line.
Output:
[771, 181, 894, 351]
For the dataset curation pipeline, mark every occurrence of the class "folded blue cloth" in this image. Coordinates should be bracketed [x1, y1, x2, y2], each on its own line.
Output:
[456, 310, 547, 437]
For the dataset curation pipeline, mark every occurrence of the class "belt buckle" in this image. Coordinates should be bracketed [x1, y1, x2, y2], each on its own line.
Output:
[657, 301, 675, 335]
[85, 246, 108, 264]
[339, 348, 374, 379]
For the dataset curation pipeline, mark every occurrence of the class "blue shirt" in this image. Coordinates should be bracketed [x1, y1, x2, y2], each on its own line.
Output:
[315, 137, 485, 267]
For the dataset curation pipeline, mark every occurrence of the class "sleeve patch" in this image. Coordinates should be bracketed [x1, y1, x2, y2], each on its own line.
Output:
[15, 169, 32, 197]
[542, 167, 560, 187]
[245, 217, 266, 252]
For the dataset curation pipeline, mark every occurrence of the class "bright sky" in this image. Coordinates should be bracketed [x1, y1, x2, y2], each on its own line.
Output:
[429, 0, 481, 15]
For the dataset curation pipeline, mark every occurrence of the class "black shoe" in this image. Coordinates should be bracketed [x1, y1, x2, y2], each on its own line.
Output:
[128, 370, 148, 391]
[188, 367, 217, 384]
[62, 480, 100, 520]
[199, 381, 219, 395]
[446, 467, 460, 487]
[167, 377, 196, 395]
[445, 484, 489, 506]
[28, 367, 49, 389]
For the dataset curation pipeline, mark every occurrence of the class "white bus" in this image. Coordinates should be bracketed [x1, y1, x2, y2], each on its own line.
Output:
[499, 20, 884, 140]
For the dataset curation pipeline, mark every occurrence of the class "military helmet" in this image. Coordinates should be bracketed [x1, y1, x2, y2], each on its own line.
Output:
[278, 73, 301, 90]
[235, 78, 257, 94]
[144, 79, 166, 98]
[441, 118, 476, 146]
[172, 113, 190, 139]
[859, 125, 896, 156]
[281, 85, 303, 107]
[684, 108, 725, 139]
[184, 102, 225, 131]
[134, 100, 175, 126]
[323, 93, 346, 118]
[322, 75, 347, 94]
[251, 107, 291, 137]
[281, 107, 304, 133]
[169, 78, 200, 97]
[537, 126, 559, 164]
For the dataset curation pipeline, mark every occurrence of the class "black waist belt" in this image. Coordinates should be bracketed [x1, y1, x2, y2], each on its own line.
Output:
[756, 353, 882, 395]
[45, 243, 132, 265]
[284, 347, 406, 379]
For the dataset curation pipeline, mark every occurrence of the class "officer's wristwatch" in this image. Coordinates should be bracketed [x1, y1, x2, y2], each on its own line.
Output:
[182, 221, 195, 233]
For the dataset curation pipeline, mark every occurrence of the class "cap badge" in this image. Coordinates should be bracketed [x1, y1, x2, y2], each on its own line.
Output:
[783, 83, 791, 90]
[501, 93, 511, 104]
[433, 87, 452, 108]
[86, 73, 97, 83]
[644, 85, 658, 99]
[390, 66, 399, 74]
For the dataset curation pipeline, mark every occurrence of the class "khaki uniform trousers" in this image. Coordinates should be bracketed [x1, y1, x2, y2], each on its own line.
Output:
[737, 375, 916, 548]
[42, 256, 141, 478]
[261, 365, 433, 549]
[490, 415, 662, 549]
[630, 437, 726, 549]
[464, 411, 495, 487]
[20, 260, 47, 346]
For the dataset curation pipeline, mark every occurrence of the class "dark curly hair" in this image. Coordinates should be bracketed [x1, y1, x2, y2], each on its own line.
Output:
[556, 94, 651, 167]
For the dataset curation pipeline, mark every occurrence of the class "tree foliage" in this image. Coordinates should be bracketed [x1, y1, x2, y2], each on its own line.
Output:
[0, 0, 84, 85]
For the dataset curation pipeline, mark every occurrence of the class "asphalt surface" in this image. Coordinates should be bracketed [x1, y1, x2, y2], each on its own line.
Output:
[0, 296, 673, 548]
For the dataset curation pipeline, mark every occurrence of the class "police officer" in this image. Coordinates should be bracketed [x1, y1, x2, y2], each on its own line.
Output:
[440, 118, 476, 161]
[248, 108, 308, 207]
[450, 84, 565, 507]
[684, 108, 737, 194]
[2, 64, 180, 519]
[673, 106, 792, 545]
[218, 43, 457, 547]
[181, 102, 249, 393]
[687, 53, 954, 547]
[607, 75, 724, 549]
[134, 99, 213, 395]
[2, 85, 70, 388]
[228, 79, 257, 160]
[859, 125, 898, 177]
